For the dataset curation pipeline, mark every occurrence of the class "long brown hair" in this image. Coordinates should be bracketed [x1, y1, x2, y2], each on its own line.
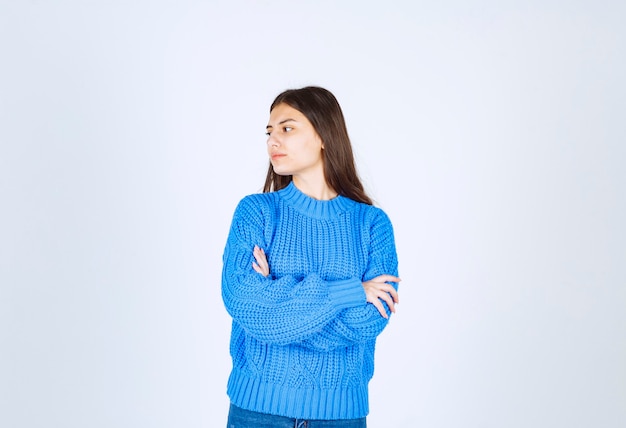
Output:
[263, 86, 372, 205]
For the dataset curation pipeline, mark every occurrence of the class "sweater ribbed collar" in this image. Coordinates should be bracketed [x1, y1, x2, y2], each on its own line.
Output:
[278, 182, 355, 220]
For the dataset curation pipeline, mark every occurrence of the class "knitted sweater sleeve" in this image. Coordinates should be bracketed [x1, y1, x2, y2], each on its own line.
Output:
[299, 208, 399, 351]
[221, 196, 366, 346]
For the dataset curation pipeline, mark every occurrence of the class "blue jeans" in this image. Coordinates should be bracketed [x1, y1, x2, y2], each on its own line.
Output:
[227, 403, 367, 428]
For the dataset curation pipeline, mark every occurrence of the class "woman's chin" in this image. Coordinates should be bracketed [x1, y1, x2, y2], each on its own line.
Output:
[272, 168, 292, 177]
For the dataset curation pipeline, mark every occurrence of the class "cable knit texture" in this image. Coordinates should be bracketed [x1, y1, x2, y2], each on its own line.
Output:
[222, 182, 399, 420]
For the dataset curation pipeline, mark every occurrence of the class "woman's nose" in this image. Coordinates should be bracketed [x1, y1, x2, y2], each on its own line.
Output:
[267, 135, 280, 147]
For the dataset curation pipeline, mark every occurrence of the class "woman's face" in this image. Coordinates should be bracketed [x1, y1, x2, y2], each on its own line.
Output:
[266, 103, 324, 179]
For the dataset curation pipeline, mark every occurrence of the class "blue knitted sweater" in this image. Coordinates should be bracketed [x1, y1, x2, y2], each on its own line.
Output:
[222, 182, 399, 420]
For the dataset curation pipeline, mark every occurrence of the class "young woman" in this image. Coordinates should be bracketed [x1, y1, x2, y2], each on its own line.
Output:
[222, 86, 400, 427]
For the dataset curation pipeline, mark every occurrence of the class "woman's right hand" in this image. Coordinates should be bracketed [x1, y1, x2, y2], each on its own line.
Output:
[252, 245, 270, 277]
[362, 275, 401, 319]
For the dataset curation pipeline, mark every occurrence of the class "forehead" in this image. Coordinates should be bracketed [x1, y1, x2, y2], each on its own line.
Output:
[268, 103, 308, 125]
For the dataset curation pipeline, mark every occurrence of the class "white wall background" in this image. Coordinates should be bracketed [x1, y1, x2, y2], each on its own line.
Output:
[1, 1, 624, 427]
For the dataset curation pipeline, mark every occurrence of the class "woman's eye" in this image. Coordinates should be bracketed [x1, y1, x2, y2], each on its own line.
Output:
[265, 131, 271, 136]
[283, 126, 293, 132]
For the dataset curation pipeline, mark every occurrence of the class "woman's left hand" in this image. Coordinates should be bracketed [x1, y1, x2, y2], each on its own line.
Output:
[362, 275, 401, 319]
[252, 245, 270, 277]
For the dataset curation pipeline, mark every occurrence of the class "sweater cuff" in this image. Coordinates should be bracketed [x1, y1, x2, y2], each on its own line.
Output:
[327, 278, 365, 311]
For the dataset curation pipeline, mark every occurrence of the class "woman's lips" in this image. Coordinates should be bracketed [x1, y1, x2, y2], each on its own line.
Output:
[271, 153, 286, 160]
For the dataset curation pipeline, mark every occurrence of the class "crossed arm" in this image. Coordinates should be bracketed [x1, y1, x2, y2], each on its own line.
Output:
[252, 245, 400, 319]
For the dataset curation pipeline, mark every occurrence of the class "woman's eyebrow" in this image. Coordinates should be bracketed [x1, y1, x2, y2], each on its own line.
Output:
[266, 118, 297, 130]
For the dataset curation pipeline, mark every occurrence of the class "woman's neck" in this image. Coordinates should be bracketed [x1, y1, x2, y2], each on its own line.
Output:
[292, 175, 337, 201]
